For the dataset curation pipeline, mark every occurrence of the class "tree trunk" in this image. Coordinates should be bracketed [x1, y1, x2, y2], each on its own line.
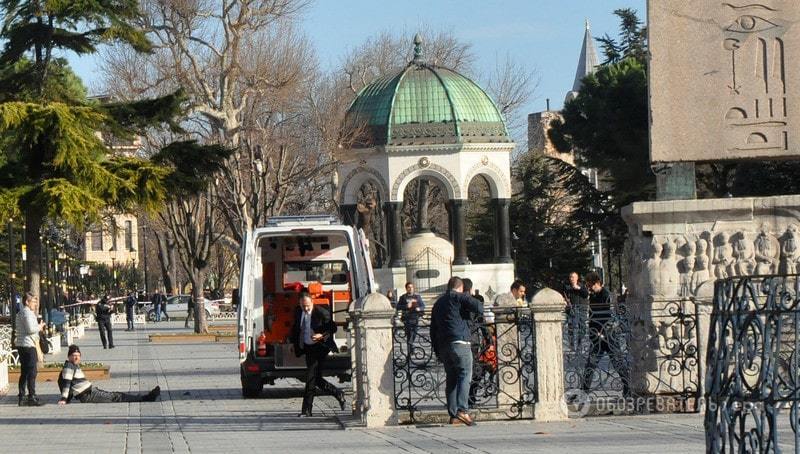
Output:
[24, 210, 43, 299]
[155, 231, 175, 294]
[191, 270, 208, 334]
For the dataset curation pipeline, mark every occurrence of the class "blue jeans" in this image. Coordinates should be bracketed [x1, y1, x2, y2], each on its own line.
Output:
[441, 342, 473, 417]
[154, 304, 161, 322]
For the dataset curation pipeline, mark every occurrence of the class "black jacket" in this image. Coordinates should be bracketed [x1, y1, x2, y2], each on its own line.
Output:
[430, 290, 483, 357]
[95, 299, 112, 322]
[290, 305, 337, 357]
[563, 284, 589, 307]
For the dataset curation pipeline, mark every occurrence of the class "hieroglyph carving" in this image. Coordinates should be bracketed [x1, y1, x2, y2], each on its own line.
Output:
[723, 2, 789, 154]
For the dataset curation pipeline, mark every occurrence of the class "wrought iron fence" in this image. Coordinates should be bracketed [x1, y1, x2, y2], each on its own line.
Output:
[706, 275, 800, 453]
[392, 306, 536, 423]
[563, 296, 701, 414]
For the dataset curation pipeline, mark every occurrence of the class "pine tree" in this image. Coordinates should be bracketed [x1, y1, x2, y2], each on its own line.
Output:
[0, 0, 182, 299]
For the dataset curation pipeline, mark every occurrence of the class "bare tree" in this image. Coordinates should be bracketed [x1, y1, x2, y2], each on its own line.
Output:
[484, 53, 540, 155]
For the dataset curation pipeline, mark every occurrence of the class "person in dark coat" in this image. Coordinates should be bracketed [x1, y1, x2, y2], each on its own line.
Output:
[152, 290, 164, 322]
[289, 294, 346, 417]
[396, 282, 425, 350]
[124, 291, 136, 331]
[563, 272, 589, 346]
[430, 276, 483, 426]
[95, 296, 114, 349]
[580, 272, 630, 397]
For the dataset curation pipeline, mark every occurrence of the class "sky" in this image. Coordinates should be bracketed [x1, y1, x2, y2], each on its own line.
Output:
[69, 0, 646, 115]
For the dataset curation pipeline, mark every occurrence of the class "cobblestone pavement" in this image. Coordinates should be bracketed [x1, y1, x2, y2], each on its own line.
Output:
[0, 321, 707, 453]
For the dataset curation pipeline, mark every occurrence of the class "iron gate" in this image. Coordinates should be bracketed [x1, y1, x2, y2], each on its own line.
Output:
[706, 275, 800, 453]
[405, 247, 452, 295]
[563, 297, 701, 415]
[392, 306, 537, 423]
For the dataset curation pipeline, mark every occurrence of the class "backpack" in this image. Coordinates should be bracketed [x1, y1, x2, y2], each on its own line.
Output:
[39, 331, 51, 354]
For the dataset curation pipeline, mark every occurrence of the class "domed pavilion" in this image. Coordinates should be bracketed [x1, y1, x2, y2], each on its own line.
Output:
[336, 35, 515, 297]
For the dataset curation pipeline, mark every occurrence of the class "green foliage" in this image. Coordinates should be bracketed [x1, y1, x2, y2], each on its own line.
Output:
[152, 141, 233, 197]
[549, 58, 651, 207]
[0, 0, 151, 66]
[0, 58, 86, 103]
[596, 8, 647, 65]
[510, 153, 605, 289]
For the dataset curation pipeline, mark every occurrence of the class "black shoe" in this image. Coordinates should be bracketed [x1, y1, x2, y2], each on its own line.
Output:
[27, 396, 46, 407]
[109, 346, 115, 349]
[336, 391, 346, 411]
[18, 396, 26, 407]
[298, 411, 312, 417]
[143, 386, 161, 402]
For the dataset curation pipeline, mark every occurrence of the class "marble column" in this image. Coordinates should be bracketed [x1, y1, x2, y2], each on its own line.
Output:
[448, 199, 469, 266]
[493, 198, 513, 263]
[384, 201, 404, 268]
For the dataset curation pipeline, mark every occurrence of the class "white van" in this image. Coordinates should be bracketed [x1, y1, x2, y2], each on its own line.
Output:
[236, 215, 375, 397]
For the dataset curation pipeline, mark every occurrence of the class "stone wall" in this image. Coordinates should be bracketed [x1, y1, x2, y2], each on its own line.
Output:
[622, 194, 800, 400]
[527, 111, 575, 165]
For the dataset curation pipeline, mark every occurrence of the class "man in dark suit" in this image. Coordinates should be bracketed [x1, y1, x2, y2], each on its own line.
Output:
[290, 293, 346, 417]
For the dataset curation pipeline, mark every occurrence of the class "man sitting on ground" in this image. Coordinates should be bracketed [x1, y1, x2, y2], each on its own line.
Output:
[58, 345, 161, 405]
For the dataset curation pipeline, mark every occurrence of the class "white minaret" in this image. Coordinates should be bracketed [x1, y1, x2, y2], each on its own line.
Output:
[565, 19, 600, 103]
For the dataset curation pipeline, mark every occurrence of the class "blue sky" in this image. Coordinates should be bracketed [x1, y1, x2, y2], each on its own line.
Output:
[69, 0, 646, 114]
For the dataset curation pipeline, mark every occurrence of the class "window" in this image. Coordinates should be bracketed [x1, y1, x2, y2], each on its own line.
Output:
[91, 229, 103, 251]
[125, 220, 133, 251]
[283, 261, 348, 285]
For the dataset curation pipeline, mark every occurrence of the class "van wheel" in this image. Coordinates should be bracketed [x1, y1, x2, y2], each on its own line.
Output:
[205, 309, 211, 319]
[147, 310, 155, 322]
[241, 376, 262, 398]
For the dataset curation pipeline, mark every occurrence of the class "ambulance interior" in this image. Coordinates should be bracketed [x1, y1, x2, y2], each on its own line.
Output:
[257, 233, 353, 349]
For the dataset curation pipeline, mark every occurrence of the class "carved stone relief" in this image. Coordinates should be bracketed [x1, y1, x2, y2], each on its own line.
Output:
[631, 223, 800, 299]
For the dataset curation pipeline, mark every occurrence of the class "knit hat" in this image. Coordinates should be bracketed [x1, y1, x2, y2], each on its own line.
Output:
[67, 345, 81, 356]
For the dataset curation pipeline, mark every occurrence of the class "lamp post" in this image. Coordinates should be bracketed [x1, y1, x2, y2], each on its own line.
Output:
[8, 218, 16, 339]
[141, 223, 149, 296]
[111, 256, 117, 296]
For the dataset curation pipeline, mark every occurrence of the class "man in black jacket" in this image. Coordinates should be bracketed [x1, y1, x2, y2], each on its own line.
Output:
[430, 276, 483, 426]
[95, 296, 114, 349]
[563, 272, 589, 347]
[290, 294, 346, 417]
[580, 272, 630, 397]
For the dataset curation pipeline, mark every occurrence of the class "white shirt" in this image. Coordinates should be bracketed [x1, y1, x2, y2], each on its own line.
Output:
[301, 310, 314, 346]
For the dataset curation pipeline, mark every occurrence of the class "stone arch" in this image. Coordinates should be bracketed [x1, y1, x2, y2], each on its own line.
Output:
[463, 160, 511, 199]
[391, 163, 461, 201]
[338, 166, 389, 205]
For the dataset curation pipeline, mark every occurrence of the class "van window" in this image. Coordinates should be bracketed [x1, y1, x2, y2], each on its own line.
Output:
[284, 261, 348, 285]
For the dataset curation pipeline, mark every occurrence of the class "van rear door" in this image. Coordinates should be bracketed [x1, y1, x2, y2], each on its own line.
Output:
[237, 231, 254, 362]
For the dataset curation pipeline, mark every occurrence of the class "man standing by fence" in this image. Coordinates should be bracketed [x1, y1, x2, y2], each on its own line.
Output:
[430, 276, 483, 426]
[580, 271, 631, 398]
[124, 292, 136, 331]
[396, 282, 425, 350]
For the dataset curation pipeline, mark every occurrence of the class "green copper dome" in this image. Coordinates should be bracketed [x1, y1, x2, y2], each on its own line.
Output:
[344, 39, 510, 147]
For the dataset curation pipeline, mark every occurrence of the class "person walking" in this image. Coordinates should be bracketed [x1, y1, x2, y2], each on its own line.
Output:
[579, 271, 631, 398]
[58, 345, 160, 404]
[184, 296, 194, 328]
[95, 296, 115, 349]
[124, 291, 136, 331]
[15, 292, 46, 406]
[290, 294, 346, 417]
[396, 282, 425, 350]
[152, 290, 163, 322]
[430, 276, 483, 426]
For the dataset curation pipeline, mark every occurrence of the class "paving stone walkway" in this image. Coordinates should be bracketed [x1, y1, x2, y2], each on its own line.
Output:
[0, 321, 707, 453]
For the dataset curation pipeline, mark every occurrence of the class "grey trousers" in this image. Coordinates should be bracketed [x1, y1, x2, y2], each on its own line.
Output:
[78, 387, 145, 403]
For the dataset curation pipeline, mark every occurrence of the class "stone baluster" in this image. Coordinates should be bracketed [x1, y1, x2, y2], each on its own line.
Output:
[530, 288, 569, 421]
[350, 292, 398, 427]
